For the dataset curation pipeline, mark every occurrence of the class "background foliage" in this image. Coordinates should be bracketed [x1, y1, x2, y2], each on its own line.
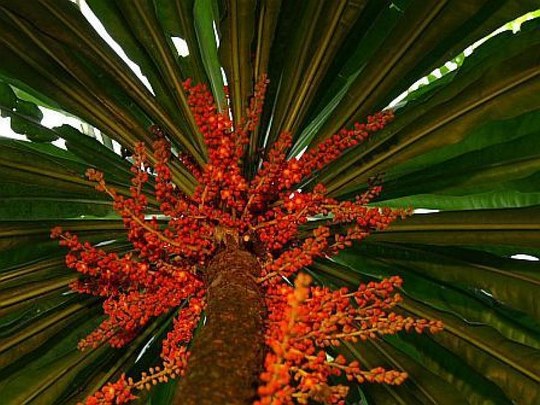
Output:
[0, 0, 539, 404]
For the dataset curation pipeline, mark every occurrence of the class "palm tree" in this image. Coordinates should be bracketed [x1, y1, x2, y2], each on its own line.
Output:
[0, 0, 539, 404]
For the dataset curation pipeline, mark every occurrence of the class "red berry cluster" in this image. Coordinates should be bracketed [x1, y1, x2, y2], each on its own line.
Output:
[256, 274, 443, 404]
[50, 225, 204, 383]
[84, 374, 136, 405]
[51, 75, 440, 405]
[273, 111, 393, 191]
[82, 296, 204, 405]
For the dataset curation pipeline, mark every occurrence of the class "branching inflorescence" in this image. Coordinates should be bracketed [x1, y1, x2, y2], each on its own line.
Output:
[51, 76, 442, 405]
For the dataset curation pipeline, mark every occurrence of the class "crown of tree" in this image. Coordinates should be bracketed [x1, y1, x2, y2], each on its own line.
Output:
[52, 77, 442, 405]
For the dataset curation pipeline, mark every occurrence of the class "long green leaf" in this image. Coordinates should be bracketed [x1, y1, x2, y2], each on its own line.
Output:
[369, 207, 540, 248]
[220, 0, 257, 124]
[154, 0, 208, 86]
[0, 0, 204, 166]
[312, 0, 539, 146]
[114, 0, 206, 158]
[289, 0, 403, 157]
[338, 104, 540, 204]
[362, 242, 539, 321]
[323, 18, 540, 194]
[193, 0, 227, 111]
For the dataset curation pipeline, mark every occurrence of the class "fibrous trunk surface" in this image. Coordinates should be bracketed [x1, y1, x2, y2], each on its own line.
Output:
[174, 243, 265, 404]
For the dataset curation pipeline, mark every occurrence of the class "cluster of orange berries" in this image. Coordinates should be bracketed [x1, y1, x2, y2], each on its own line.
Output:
[256, 274, 443, 404]
[81, 295, 204, 405]
[184, 78, 270, 213]
[51, 226, 204, 352]
[84, 375, 136, 405]
[51, 75, 440, 404]
[291, 112, 393, 181]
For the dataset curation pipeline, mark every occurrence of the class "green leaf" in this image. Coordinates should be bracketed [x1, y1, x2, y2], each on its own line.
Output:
[368, 207, 540, 249]
[412, 304, 540, 404]
[341, 112, 540, 208]
[0, 5, 152, 143]
[193, 0, 227, 111]
[376, 191, 540, 212]
[323, 17, 540, 195]
[113, 0, 207, 158]
[263, 0, 327, 146]
[0, 305, 103, 404]
[330, 244, 540, 346]
[0, 80, 58, 142]
[312, 0, 539, 145]
[0, 80, 17, 112]
[0, 196, 113, 221]
[245, 0, 281, 175]
[0, 2, 199, 192]
[315, 263, 540, 403]
[289, 0, 403, 157]
[155, 0, 209, 87]
[219, 0, 257, 123]
[54, 124, 133, 182]
[386, 109, 540, 181]
[86, 0, 187, 124]
[0, 137, 159, 219]
[381, 335, 512, 405]
[341, 339, 471, 404]
[0, 299, 96, 370]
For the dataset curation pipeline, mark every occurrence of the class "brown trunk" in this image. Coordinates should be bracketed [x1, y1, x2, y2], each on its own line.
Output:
[173, 242, 266, 404]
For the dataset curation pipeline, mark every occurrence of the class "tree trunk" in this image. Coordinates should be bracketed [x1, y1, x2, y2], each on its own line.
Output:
[173, 242, 266, 404]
